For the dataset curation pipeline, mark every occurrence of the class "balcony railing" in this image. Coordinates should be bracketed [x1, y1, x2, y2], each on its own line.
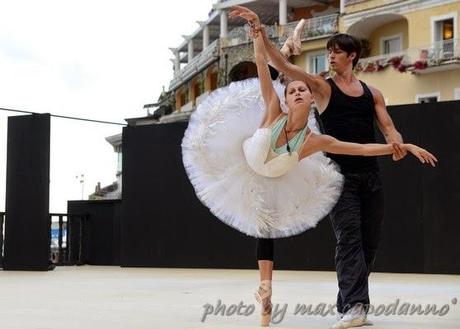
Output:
[170, 39, 220, 91]
[221, 24, 279, 47]
[357, 39, 460, 73]
[279, 14, 339, 43]
[406, 39, 459, 64]
[221, 14, 339, 48]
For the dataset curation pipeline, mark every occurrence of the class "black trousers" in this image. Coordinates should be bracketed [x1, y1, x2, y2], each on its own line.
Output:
[331, 170, 384, 314]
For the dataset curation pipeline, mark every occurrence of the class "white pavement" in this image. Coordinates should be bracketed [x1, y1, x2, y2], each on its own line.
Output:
[0, 266, 459, 329]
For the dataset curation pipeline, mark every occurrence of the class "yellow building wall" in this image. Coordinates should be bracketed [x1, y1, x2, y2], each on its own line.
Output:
[352, 2, 460, 104]
[368, 19, 409, 57]
[345, 0, 387, 14]
[403, 2, 460, 48]
[357, 67, 460, 105]
[293, 39, 329, 70]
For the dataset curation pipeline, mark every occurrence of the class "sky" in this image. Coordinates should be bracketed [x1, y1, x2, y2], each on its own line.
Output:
[0, 0, 215, 212]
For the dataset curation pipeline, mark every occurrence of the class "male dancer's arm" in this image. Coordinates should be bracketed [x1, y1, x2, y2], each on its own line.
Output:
[229, 6, 330, 110]
[259, 27, 310, 83]
[370, 86, 407, 160]
[259, 26, 331, 112]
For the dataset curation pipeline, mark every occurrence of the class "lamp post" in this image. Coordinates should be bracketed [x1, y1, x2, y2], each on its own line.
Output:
[76, 174, 85, 200]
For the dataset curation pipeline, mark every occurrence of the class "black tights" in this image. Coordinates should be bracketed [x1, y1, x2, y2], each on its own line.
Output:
[256, 238, 274, 261]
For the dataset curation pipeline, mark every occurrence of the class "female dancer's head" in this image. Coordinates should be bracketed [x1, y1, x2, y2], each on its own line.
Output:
[284, 80, 313, 115]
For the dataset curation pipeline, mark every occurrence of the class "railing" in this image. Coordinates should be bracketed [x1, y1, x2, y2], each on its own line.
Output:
[0, 212, 88, 268]
[405, 39, 460, 64]
[221, 24, 279, 47]
[0, 212, 4, 268]
[49, 213, 89, 266]
[357, 51, 407, 66]
[357, 39, 460, 72]
[221, 14, 339, 48]
[170, 39, 220, 91]
[279, 14, 339, 43]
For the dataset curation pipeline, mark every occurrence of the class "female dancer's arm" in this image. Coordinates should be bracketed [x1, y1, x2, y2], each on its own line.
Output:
[300, 135, 438, 167]
[230, 7, 282, 127]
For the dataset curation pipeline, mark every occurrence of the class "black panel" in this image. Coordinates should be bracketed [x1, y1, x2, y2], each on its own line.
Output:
[3, 114, 51, 271]
[419, 101, 460, 273]
[116, 101, 460, 274]
[375, 105, 424, 273]
[67, 200, 122, 266]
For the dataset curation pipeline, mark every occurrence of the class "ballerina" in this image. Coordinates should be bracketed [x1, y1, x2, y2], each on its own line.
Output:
[182, 7, 437, 327]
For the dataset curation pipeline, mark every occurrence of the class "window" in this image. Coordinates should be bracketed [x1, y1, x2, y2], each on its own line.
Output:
[381, 34, 402, 55]
[455, 88, 460, 100]
[416, 92, 440, 104]
[307, 51, 328, 75]
[432, 13, 457, 58]
[434, 18, 454, 42]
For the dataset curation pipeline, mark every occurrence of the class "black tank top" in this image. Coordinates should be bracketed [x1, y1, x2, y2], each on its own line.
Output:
[320, 78, 379, 173]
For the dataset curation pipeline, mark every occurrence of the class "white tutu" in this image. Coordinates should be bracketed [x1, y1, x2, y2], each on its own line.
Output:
[182, 78, 343, 238]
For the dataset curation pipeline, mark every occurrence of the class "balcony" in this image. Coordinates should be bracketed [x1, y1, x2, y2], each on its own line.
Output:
[406, 39, 460, 74]
[356, 39, 460, 74]
[169, 39, 220, 91]
[279, 14, 339, 43]
[221, 24, 278, 48]
[221, 13, 339, 48]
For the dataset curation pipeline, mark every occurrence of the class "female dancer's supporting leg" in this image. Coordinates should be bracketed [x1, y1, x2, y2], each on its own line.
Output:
[256, 238, 274, 327]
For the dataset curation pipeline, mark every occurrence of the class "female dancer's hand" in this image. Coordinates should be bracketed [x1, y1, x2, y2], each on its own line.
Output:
[229, 6, 261, 33]
[398, 143, 438, 167]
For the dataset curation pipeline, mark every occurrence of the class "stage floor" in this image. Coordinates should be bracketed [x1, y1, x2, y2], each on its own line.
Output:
[0, 266, 459, 329]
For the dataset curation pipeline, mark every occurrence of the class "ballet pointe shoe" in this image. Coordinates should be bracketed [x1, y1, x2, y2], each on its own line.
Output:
[280, 19, 307, 57]
[255, 280, 272, 327]
[292, 18, 307, 55]
[280, 36, 294, 58]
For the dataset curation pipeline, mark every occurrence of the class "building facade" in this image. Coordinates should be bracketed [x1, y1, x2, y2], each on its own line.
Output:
[342, 0, 460, 105]
[163, 0, 460, 118]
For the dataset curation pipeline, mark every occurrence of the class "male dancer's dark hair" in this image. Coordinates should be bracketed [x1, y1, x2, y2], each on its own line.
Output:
[326, 33, 362, 68]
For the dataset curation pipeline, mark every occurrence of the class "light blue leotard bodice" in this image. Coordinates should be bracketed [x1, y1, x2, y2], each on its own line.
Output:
[270, 115, 309, 155]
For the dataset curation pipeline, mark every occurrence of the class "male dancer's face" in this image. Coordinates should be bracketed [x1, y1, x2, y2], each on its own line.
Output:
[327, 45, 356, 74]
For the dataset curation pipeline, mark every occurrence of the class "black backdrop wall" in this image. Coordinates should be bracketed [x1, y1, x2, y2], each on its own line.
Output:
[120, 101, 460, 274]
[68, 200, 122, 266]
[3, 114, 51, 271]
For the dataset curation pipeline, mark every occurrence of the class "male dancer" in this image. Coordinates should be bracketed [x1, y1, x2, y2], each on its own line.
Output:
[229, 6, 407, 329]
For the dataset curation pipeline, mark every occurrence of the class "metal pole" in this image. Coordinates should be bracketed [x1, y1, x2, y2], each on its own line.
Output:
[58, 215, 63, 265]
[0, 213, 4, 268]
